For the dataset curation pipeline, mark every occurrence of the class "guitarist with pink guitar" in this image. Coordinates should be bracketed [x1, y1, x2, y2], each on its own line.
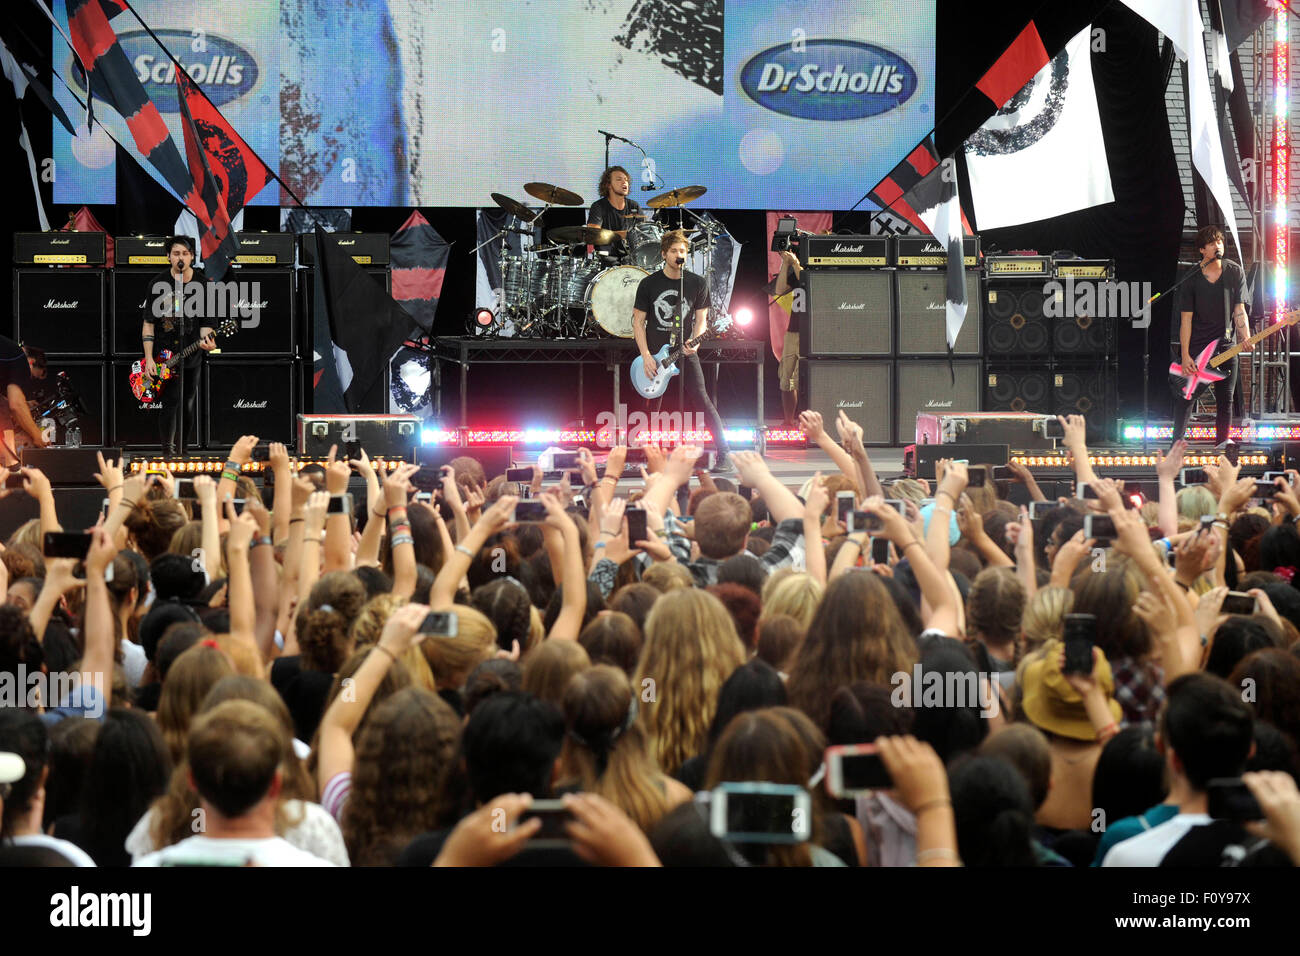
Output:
[1170, 226, 1252, 448]
[140, 237, 219, 456]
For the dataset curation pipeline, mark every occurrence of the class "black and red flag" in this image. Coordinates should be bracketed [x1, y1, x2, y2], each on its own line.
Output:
[390, 210, 450, 332]
[867, 139, 972, 238]
[61, 0, 191, 198]
[975, 20, 1051, 110]
[174, 70, 270, 280]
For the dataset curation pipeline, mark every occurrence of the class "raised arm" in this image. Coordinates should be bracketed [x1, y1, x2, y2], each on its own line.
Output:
[1059, 414, 1098, 487]
[541, 489, 587, 641]
[384, 464, 421, 600]
[268, 442, 294, 545]
[429, 496, 518, 608]
[836, 410, 883, 500]
[81, 528, 117, 712]
[732, 451, 803, 523]
[316, 603, 430, 795]
[799, 411, 862, 498]
[926, 459, 967, 572]
[323, 457, 353, 573]
[868, 496, 959, 636]
[802, 473, 829, 585]
[1154, 440, 1186, 538]
[222, 503, 263, 663]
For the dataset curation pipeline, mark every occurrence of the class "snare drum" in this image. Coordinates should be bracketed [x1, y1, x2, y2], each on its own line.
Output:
[500, 255, 534, 310]
[627, 222, 664, 270]
[585, 265, 647, 338]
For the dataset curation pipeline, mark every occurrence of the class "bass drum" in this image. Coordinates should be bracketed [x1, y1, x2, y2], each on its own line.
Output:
[585, 265, 647, 338]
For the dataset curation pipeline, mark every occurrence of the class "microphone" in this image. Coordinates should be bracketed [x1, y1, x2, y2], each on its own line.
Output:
[641, 184, 656, 191]
[598, 129, 631, 145]
[675, 257, 685, 267]
[1215, 251, 1224, 260]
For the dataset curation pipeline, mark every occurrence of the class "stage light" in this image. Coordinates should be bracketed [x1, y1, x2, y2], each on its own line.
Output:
[733, 307, 754, 326]
[474, 308, 494, 327]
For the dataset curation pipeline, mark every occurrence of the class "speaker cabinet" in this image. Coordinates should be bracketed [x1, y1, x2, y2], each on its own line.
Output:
[896, 271, 981, 355]
[805, 359, 893, 445]
[0, 486, 106, 541]
[14, 269, 106, 355]
[896, 359, 982, 444]
[1052, 364, 1117, 442]
[805, 271, 893, 356]
[984, 366, 1052, 413]
[983, 285, 1049, 356]
[111, 359, 165, 448]
[40, 360, 107, 447]
[210, 269, 295, 356]
[111, 269, 159, 356]
[205, 361, 297, 445]
[1051, 309, 1116, 357]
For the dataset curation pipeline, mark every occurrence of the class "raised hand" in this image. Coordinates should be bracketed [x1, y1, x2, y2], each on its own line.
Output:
[93, 451, 124, 491]
[798, 409, 825, 442]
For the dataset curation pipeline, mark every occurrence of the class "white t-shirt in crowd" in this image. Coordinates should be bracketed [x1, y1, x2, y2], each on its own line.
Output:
[133, 835, 337, 867]
[120, 639, 147, 689]
[126, 799, 350, 866]
[1100, 813, 1212, 866]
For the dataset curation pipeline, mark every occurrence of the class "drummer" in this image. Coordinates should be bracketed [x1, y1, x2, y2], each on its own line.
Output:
[587, 165, 643, 260]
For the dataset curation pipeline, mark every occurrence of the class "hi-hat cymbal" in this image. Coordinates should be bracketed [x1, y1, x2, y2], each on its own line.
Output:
[490, 192, 538, 222]
[548, 224, 616, 245]
[646, 185, 707, 209]
[524, 182, 584, 206]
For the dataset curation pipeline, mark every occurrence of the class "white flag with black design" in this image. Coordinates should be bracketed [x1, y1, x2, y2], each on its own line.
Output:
[963, 26, 1113, 230]
[903, 159, 968, 351]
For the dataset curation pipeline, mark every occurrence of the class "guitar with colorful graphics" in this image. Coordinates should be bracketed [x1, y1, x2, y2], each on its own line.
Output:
[1169, 310, 1300, 401]
[129, 320, 237, 403]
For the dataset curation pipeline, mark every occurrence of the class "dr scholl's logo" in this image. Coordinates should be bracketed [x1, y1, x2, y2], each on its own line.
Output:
[123, 30, 258, 109]
[740, 40, 917, 120]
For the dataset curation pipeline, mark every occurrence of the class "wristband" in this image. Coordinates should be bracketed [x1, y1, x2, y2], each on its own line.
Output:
[108, 484, 123, 493]
[221, 470, 240, 484]
[250, 536, 273, 549]
[455, 545, 475, 558]
[390, 534, 414, 548]
[902, 540, 924, 554]
[387, 505, 408, 515]
[290, 517, 304, 525]
[936, 490, 956, 505]
[374, 644, 400, 663]
[593, 541, 607, 549]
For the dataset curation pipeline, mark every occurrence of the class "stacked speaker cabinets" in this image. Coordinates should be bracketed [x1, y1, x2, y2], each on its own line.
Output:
[983, 261, 1118, 443]
[803, 239, 982, 445]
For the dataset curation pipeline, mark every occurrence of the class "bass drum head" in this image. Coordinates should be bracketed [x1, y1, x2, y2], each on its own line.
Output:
[587, 265, 647, 338]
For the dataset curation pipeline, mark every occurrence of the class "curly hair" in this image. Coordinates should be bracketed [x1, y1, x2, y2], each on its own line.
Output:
[967, 567, 1027, 657]
[124, 498, 189, 562]
[559, 665, 678, 832]
[597, 165, 630, 199]
[342, 686, 460, 866]
[786, 572, 917, 733]
[635, 589, 746, 774]
[296, 572, 367, 673]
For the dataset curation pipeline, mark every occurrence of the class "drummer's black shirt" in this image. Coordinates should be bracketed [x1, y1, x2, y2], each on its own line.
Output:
[634, 268, 708, 354]
[587, 196, 642, 257]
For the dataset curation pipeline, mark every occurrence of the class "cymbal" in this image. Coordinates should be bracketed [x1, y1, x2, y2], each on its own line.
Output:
[524, 182, 584, 206]
[490, 192, 537, 222]
[622, 212, 648, 219]
[646, 185, 707, 209]
[548, 224, 616, 245]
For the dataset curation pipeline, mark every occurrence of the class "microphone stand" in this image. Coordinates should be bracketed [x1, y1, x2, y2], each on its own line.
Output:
[1143, 257, 1212, 451]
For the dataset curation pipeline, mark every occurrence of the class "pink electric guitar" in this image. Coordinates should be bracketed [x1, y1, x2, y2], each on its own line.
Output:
[1169, 310, 1300, 401]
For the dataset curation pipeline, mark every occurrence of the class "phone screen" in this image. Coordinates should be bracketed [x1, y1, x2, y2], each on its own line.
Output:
[520, 799, 573, 847]
[1043, 419, 1064, 439]
[1221, 591, 1258, 615]
[1084, 515, 1115, 540]
[849, 510, 882, 534]
[623, 447, 648, 465]
[966, 467, 987, 488]
[504, 467, 533, 483]
[625, 508, 648, 543]
[871, 538, 890, 564]
[1254, 480, 1280, 499]
[716, 789, 807, 843]
[418, 611, 458, 637]
[513, 500, 548, 522]
[826, 745, 892, 797]
[552, 452, 579, 470]
[326, 494, 353, 515]
[1207, 779, 1264, 821]
[1062, 613, 1096, 675]
[1029, 501, 1053, 519]
[43, 532, 93, 560]
[836, 492, 854, 523]
[4, 472, 25, 490]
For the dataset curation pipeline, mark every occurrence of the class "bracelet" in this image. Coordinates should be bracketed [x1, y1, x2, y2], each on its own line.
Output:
[374, 644, 399, 663]
[936, 490, 956, 504]
[387, 505, 408, 515]
[221, 470, 239, 484]
[303, 538, 320, 546]
[1212, 520, 1229, 531]
[390, 534, 414, 548]
[913, 798, 952, 816]
[1096, 721, 1119, 741]
[455, 545, 475, 558]
[1175, 580, 1189, 591]
[108, 484, 123, 493]
[600, 528, 619, 537]
[120, 498, 139, 509]
[290, 518, 304, 525]
[250, 536, 273, 549]
[916, 848, 960, 864]
[390, 524, 411, 538]
[932, 505, 951, 515]
[593, 541, 607, 549]
[902, 540, 924, 554]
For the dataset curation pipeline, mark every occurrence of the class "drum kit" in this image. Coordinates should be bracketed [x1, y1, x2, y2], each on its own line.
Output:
[473, 180, 726, 339]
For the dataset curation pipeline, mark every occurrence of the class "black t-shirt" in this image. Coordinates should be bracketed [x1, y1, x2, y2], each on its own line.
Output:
[143, 267, 209, 368]
[633, 269, 709, 354]
[1176, 260, 1246, 352]
[587, 196, 642, 257]
[0, 336, 35, 396]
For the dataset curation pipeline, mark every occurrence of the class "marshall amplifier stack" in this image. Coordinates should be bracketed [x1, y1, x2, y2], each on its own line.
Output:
[803, 233, 982, 445]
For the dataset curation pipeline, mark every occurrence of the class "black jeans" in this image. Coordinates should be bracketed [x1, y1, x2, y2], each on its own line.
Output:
[160, 360, 200, 453]
[645, 353, 730, 457]
[1171, 348, 1238, 446]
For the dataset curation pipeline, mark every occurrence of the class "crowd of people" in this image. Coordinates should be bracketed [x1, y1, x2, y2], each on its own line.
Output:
[1, 409, 1299, 867]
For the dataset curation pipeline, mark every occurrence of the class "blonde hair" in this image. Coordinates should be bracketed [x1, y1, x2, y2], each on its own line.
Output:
[419, 606, 497, 691]
[349, 594, 438, 691]
[641, 562, 694, 593]
[760, 572, 823, 630]
[887, 479, 927, 504]
[1021, 586, 1073, 653]
[1177, 485, 1217, 522]
[635, 589, 746, 774]
[522, 639, 591, 708]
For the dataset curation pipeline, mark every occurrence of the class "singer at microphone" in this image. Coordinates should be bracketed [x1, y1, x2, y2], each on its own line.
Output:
[1170, 224, 1251, 448]
[587, 165, 643, 260]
